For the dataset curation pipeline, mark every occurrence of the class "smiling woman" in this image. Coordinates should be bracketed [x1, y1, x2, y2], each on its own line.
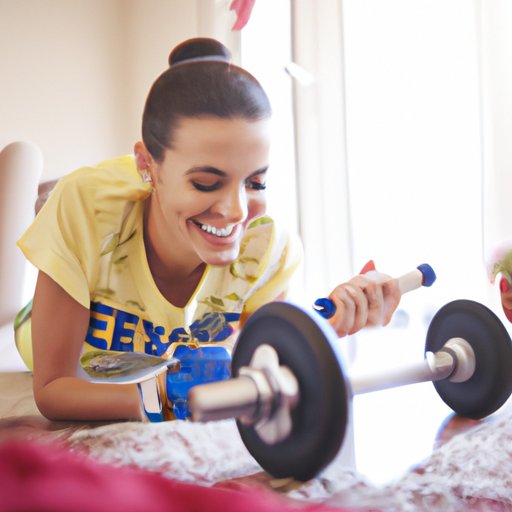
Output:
[14, 37, 402, 424]
[15, 38, 295, 422]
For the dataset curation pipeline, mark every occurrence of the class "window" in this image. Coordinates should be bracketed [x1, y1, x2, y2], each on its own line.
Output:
[239, 1, 298, 237]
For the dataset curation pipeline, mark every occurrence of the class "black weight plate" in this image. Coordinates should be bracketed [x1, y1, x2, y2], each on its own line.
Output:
[232, 302, 350, 481]
[425, 299, 512, 419]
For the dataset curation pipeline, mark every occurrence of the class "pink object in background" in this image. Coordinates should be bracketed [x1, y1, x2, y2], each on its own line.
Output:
[499, 277, 512, 323]
[229, 0, 256, 30]
[359, 260, 376, 274]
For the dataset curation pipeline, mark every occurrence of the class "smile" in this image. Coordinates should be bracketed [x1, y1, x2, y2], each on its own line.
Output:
[195, 221, 236, 238]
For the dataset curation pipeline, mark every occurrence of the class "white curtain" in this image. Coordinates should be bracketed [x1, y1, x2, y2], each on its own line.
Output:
[291, 0, 354, 303]
[480, 0, 512, 258]
[290, 0, 512, 323]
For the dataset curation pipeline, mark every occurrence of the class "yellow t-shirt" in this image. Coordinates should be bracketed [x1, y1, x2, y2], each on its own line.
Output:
[16, 156, 302, 369]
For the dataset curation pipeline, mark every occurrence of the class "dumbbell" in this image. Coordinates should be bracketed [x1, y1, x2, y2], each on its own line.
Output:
[312, 262, 437, 318]
[189, 299, 512, 482]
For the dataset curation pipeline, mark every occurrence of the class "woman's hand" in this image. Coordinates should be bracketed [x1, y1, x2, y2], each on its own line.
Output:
[326, 272, 401, 337]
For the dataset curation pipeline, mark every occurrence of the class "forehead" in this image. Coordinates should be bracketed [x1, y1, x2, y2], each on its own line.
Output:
[168, 116, 271, 166]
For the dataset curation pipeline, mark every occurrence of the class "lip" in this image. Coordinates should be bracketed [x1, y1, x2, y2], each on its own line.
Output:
[190, 220, 242, 245]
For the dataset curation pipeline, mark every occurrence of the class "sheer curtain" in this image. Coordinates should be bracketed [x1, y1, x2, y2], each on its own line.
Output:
[290, 0, 512, 324]
[239, 1, 512, 482]
[291, 0, 354, 303]
[240, 0, 512, 324]
[289, 0, 512, 482]
[480, 0, 512, 271]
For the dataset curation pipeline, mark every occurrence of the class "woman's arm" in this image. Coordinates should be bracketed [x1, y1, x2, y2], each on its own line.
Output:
[31, 271, 144, 422]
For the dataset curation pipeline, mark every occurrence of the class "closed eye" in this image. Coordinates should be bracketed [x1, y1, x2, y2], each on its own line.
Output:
[192, 181, 222, 192]
[188, 166, 268, 192]
[246, 168, 267, 191]
[246, 180, 266, 191]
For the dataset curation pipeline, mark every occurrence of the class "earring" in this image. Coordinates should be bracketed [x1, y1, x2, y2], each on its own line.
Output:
[142, 171, 153, 184]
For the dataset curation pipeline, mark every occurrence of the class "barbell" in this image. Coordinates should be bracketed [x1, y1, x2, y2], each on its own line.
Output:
[188, 299, 512, 482]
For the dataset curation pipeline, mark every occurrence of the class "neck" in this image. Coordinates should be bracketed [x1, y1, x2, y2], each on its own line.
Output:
[143, 199, 206, 306]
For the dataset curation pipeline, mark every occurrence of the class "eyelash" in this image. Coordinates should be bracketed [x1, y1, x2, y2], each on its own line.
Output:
[247, 181, 266, 191]
[192, 182, 221, 192]
[192, 180, 266, 192]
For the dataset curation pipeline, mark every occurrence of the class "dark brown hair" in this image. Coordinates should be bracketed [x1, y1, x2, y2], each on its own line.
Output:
[142, 38, 272, 162]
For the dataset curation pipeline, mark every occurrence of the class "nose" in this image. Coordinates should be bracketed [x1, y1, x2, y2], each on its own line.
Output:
[212, 184, 248, 223]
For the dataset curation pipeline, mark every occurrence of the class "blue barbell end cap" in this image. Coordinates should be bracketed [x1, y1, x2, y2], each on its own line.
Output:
[313, 297, 336, 319]
[417, 263, 437, 287]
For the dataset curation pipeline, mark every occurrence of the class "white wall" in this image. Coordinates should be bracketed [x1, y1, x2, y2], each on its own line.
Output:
[0, 0, 238, 181]
[0, 0, 239, 314]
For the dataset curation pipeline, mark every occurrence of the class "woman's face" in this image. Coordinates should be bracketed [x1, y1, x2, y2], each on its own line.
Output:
[146, 116, 271, 269]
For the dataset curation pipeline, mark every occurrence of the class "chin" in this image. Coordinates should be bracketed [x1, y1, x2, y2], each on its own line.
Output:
[206, 254, 238, 267]
[200, 247, 240, 267]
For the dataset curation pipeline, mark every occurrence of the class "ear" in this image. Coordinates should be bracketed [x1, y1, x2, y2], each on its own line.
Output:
[134, 141, 153, 171]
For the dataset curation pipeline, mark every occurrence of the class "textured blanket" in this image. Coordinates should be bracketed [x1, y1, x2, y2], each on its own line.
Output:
[60, 408, 512, 512]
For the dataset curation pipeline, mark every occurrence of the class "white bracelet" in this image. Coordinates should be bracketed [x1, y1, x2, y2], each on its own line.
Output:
[137, 378, 164, 422]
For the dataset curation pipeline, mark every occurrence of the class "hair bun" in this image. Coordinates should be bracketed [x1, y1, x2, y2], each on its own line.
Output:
[168, 38, 231, 67]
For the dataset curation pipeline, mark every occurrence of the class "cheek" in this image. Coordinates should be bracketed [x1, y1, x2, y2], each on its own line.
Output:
[162, 192, 207, 218]
[247, 196, 267, 220]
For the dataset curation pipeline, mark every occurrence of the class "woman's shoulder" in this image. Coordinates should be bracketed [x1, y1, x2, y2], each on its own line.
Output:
[57, 155, 150, 200]
[37, 155, 151, 242]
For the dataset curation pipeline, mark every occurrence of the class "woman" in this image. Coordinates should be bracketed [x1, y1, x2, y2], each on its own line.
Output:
[16, 38, 400, 422]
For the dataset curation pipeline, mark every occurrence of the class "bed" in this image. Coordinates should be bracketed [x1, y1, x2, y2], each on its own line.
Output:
[1, 371, 511, 511]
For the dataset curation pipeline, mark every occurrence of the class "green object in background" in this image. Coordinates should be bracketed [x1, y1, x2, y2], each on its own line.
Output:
[488, 241, 512, 284]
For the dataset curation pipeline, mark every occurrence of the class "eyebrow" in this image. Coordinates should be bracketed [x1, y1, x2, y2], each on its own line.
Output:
[185, 166, 268, 178]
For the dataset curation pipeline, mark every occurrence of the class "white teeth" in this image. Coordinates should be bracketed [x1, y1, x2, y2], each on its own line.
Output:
[199, 223, 235, 237]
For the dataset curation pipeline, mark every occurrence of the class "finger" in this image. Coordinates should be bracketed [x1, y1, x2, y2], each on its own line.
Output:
[345, 284, 368, 335]
[328, 284, 367, 336]
[381, 278, 401, 325]
[344, 275, 384, 328]
[327, 287, 355, 337]
[363, 280, 385, 326]
[351, 274, 400, 326]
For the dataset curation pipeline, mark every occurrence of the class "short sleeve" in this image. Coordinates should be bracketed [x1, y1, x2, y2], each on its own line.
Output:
[243, 225, 303, 314]
[17, 170, 100, 308]
[17, 156, 151, 309]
